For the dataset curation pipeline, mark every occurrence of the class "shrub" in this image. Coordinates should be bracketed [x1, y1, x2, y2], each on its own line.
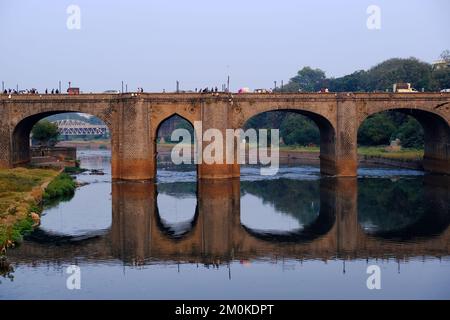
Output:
[43, 173, 76, 201]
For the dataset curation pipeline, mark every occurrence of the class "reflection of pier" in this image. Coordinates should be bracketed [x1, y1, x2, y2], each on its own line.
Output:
[8, 176, 450, 265]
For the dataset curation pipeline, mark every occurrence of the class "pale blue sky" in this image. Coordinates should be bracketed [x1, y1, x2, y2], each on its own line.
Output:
[1, 0, 449, 92]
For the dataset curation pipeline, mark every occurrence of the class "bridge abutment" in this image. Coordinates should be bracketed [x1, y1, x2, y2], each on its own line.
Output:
[0, 111, 11, 169]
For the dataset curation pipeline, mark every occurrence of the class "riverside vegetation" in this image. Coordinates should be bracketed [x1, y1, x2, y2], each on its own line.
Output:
[0, 168, 76, 254]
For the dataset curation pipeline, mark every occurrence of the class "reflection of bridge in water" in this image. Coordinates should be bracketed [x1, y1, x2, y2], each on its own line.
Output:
[8, 176, 450, 265]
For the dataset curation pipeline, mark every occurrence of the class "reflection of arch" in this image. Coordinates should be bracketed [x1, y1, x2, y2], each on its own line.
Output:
[24, 227, 109, 244]
[239, 178, 337, 243]
[241, 211, 335, 243]
[7, 177, 450, 263]
[360, 175, 450, 241]
[241, 109, 336, 175]
[155, 203, 199, 240]
[358, 108, 450, 174]
[367, 212, 450, 241]
[11, 111, 112, 166]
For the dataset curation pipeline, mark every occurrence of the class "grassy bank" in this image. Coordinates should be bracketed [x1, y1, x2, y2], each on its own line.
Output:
[357, 146, 423, 160]
[0, 168, 76, 254]
[57, 139, 110, 150]
[159, 142, 422, 160]
[279, 145, 321, 153]
[279, 145, 423, 161]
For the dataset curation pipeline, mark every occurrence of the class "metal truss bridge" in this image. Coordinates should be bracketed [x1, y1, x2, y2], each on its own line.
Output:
[52, 119, 109, 136]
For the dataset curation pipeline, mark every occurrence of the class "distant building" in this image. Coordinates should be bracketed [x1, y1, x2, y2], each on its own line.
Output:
[393, 83, 417, 93]
[432, 59, 450, 70]
[67, 87, 80, 95]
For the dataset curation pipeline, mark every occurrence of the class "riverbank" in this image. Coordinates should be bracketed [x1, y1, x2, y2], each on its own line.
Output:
[57, 140, 110, 150]
[0, 168, 75, 254]
[58, 140, 424, 163]
[281, 146, 424, 169]
[156, 143, 423, 169]
[279, 145, 423, 160]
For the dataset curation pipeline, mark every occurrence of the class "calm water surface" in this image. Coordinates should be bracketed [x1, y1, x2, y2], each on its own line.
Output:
[1, 150, 449, 299]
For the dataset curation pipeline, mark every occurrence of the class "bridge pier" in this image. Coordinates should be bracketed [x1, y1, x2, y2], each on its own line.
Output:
[112, 99, 155, 181]
[327, 98, 358, 177]
[420, 111, 450, 175]
[318, 99, 358, 177]
[197, 101, 236, 179]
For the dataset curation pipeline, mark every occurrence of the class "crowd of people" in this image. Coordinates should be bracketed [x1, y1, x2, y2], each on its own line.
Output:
[2, 88, 61, 95]
[196, 87, 220, 93]
[1, 86, 232, 95]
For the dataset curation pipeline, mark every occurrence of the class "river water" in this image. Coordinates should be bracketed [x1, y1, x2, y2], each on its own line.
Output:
[1, 150, 449, 299]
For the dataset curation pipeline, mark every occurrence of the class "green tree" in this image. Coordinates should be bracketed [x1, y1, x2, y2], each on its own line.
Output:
[280, 114, 320, 146]
[283, 57, 435, 93]
[357, 113, 396, 146]
[31, 120, 59, 146]
[431, 68, 450, 90]
[363, 57, 433, 91]
[392, 117, 424, 148]
[327, 70, 368, 92]
[283, 67, 326, 92]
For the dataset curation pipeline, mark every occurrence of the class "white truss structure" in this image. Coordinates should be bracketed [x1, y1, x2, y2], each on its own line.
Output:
[53, 120, 109, 136]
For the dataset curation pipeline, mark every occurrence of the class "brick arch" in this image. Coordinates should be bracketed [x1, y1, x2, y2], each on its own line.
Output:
[236, 103, 336, 130]
[152, 112, 196, 139]
[358, 105, 450, 128]
[151, 106, 200, 139]
[357, 107, 450, 174]
[238, 108, 337, 176]
[151, 112, 199, 176]
[10, 109, 114, 166]
[9, 100, 115, 130]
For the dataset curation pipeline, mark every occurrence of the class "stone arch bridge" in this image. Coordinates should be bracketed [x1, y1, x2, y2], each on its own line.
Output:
[1, 92, 449, 179]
